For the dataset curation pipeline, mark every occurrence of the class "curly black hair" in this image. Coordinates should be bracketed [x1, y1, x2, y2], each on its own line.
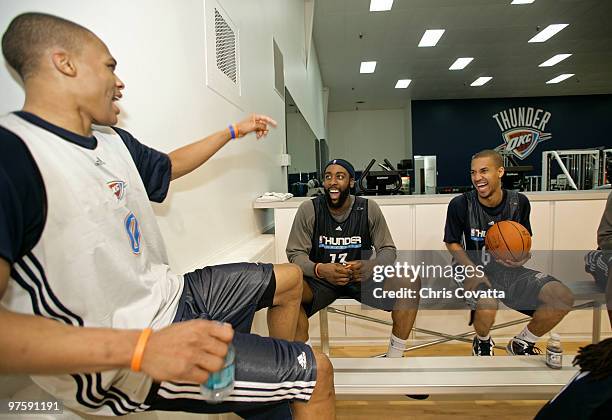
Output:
[573, 337, 612, 381]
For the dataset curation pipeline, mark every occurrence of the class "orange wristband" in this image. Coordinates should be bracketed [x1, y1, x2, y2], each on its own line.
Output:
[130, 328, 152, 372]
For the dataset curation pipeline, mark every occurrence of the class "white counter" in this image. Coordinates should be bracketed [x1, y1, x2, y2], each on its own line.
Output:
[254, 190, 609, 209]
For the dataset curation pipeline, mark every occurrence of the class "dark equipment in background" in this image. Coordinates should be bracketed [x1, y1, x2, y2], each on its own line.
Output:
[502, 166, 534, 191]
[358, 159, 402, 195]
[500, 152, 534, 191]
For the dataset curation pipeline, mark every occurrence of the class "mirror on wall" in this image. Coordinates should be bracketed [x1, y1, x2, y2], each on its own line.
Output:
[285, 89, 319, 196]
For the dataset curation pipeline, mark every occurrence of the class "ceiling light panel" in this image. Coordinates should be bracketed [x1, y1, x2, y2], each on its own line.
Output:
[418, 29, 445, 47]
[511, 0, 535, 4]
[370, 0, 393, 12]
[471, 77, 492, 86]
[395, 79, 412, 88]
[539, 54, 572, 67]
[449, 57, 474, 70]
[546, 73, 574, 84]
[528, 24, 569, 43]
[360, 61, 377, 73]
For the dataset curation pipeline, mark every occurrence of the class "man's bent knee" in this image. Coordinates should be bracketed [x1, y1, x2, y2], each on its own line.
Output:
[275, 263, 303, 296]
[540, 282, 574, 311]
[476, 297, 498, 311]
[313, 351, 334, 389]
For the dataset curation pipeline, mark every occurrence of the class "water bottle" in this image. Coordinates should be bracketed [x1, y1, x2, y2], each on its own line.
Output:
[545, 333, 563, 369]
[200, 344, 235, 402]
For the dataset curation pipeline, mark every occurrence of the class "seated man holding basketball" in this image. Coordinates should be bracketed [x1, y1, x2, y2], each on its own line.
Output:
[444, 149, 574, 356]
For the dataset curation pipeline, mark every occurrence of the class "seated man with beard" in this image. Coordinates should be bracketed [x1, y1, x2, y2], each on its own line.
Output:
[286, 159, 420, 357]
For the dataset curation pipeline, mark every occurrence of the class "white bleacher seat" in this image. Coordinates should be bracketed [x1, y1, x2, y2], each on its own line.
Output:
[331, 356, 579, 400]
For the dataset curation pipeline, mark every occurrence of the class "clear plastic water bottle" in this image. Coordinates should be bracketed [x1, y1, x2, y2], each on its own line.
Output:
[545, 333, 563, 369]
[200, 344, 235, 402]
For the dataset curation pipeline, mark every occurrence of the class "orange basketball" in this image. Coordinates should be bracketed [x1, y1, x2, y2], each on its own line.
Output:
[484, 220, 531, 263]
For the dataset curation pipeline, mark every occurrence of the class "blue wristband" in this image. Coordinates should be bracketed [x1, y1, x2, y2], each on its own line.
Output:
[228, 124, 236, 139]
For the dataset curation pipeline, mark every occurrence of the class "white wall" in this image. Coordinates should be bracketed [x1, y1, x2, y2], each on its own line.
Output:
[0, 0, 326, 273]
[327, 109, 410, 171]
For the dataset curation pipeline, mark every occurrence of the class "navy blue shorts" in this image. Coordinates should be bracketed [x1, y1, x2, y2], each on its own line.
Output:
[453, 263, 562, 320]
[146, 263, 317, 419]
[302, 275, 364, 317]
[585, 250, 612, 291]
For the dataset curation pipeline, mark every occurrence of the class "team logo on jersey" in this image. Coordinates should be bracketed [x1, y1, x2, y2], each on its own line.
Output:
[107, 180, 127, 201]
[124, 212, 142, 254]
[335, 226, 342, 231]
[297, 352, 307, 370]
[319, 235, 362, 250]
[470, 228, 487, 242]
[492, 107, 552, 160]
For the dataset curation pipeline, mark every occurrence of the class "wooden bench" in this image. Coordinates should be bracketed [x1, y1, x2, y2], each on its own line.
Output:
[331, 356, 579, 400]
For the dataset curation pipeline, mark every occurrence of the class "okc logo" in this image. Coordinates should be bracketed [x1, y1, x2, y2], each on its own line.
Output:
[124, 212, 142, 254]
[498, 128, 552, 160]
[492, 107, 552, 160]
[107, 180, 127, 200]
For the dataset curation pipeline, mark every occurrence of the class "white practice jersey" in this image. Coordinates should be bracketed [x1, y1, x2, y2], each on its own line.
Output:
[0, 114, 184, 415]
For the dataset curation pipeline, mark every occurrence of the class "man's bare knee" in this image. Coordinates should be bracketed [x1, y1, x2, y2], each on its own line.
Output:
[540, 282, 574, 311]
[275, 263, 303, 299]
[313, 351, 334, 390]
[476, 297, 498, 311]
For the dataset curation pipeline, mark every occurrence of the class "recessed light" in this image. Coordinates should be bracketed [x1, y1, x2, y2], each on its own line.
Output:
[471, 77, 492, 86]
[360, 61, 377, 73]
[449, 57, 474, 70]
[528, 24, 569, 43]
[539, 54, 572, 67]
[511, 0, 535, 4]
[370, 0, 393, 11]
[418, 29, 445, 47]
[395, 79, 412, 88]
[546, 73, 574, 84]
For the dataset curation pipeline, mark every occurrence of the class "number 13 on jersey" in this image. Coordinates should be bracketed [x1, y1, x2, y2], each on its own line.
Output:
[329, 253, 348, 264]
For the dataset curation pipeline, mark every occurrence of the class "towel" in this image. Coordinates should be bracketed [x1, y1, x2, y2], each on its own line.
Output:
[255, 192, 294, 202]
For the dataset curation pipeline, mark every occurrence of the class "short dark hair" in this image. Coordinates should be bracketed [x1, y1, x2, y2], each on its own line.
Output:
[2, 12, 94, 80]
[471, 149, 503, 168]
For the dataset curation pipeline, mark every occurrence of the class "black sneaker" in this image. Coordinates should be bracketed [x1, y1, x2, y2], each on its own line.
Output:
[506, 338, 542, 355]
[472, 336, 495, 356]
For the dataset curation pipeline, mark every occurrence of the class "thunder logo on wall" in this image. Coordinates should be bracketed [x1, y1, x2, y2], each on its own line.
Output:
[492, 107, 552, 160]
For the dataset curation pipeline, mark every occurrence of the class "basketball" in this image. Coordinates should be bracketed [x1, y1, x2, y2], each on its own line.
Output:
[485, 220, 532, 263]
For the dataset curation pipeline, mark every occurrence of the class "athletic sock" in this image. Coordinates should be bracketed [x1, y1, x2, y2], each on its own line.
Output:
[515, 326, 540, 344]
[476, 333, 491, 341]
[386, 333, 408, 358]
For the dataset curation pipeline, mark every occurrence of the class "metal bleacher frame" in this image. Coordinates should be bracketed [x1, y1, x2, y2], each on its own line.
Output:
[318, 281, 606, 357]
